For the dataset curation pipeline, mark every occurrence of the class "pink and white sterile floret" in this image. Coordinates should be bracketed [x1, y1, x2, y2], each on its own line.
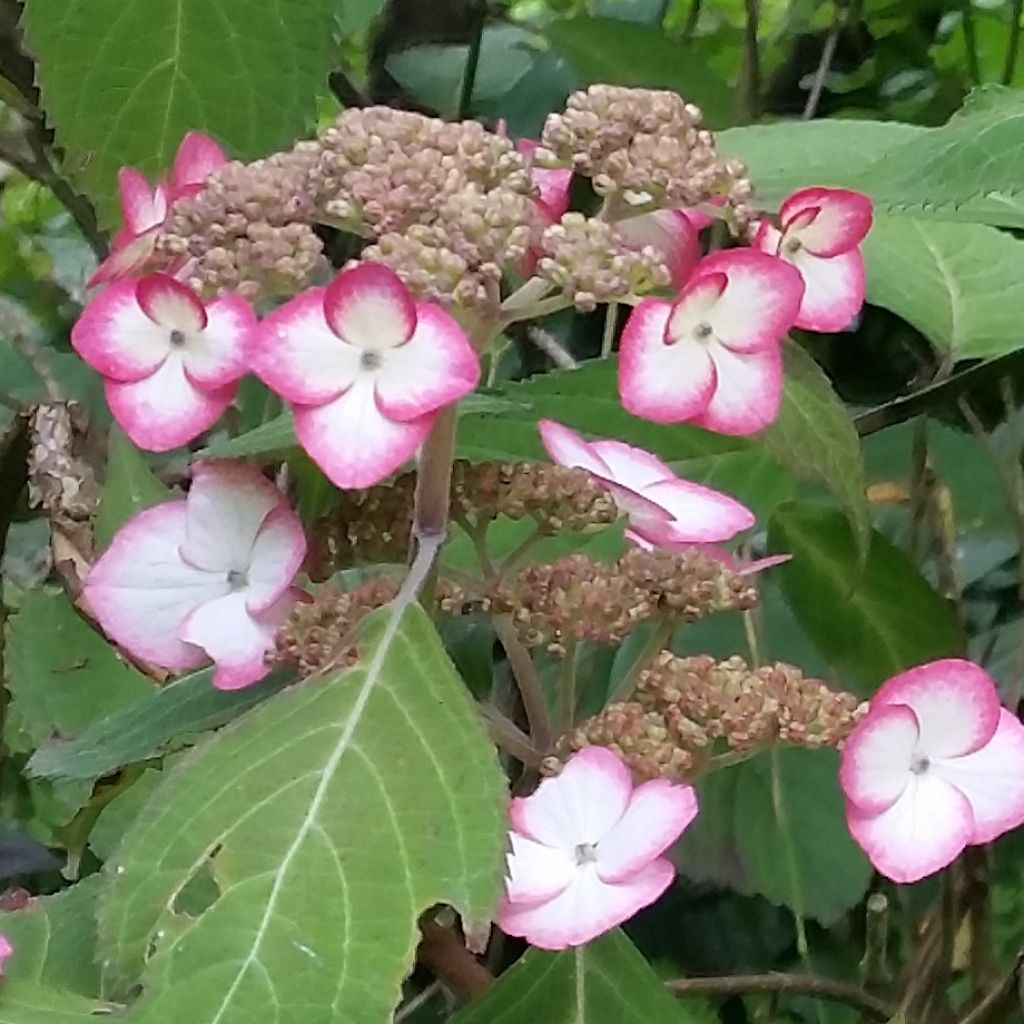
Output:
[539, 419, 754, 547]
[250, 262, 480, 489]
[840, 659, 1024, 884]
[0, 934, 10, 975]
[754, 187, 873, 333]
[619, 248, 803, 435]
[85, 461, 306, 690]
[89, 131, 227, 287]
[499, 746, 698, 950]
[71, 273, 255, 451]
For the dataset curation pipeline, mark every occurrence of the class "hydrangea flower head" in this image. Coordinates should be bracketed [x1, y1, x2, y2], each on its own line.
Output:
[85, 461, 306, 690]
[499, 746, 698, 950]
[89, 131, 228, 287]
[250, 262, 480, 489]
[619, 248, 803, 434]
[754, 187, 872, 333]
[840, 659, 1024, 883]
[539, 419, 754, 547]
[71, 273, 255, 451]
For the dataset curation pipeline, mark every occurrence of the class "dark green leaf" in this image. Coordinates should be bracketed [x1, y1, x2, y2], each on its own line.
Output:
[0, 980, 117, 1023]
[26, 668, 293, 783]
[94, 427, 170, 550]
[23, 0, 339, 225]
[768, 502, 963, 693]
[450, 929, 692, 1024]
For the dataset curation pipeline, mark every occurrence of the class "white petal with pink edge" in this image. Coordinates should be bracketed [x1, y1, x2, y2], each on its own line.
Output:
[589, 439, 676, 492]
[597, 778, 698, 883]
[246, 505, 307, 614]
[615, 210, 699, 288]
[87, 232, 163, 289]
[932, 709, 1024, 844]
[632, 477, 755, 545]
[504, 833, 576, 904]
[118, 168, 167, 236]
[846, 774, 973, 884]
[293, 378, 433, 489]
[780, 187, 873, 258]
[693, 249, 804, 354]
[499, 858, 674, 950]
[373, 303, 480, 421]
[509, 746, 632, 848]
[183, 294, 255, 387]
[691, 343, 782, 436]
[172, 132, 227, 191]
[873, 659, 1001, 758]
[105, 358, 236, 453]
[324, 263, 416, 350]
[251, 288, 362, 404]
[71, 280, 171, 382]
[539, 420, 612, 478]
[179, 462, 281, 573]
[619, 299, 716, 424]
[790, 248, 865, 333]
[137, 274, 207, 331]
[84, 502, 225, 670]
[839, 703, 917, 815]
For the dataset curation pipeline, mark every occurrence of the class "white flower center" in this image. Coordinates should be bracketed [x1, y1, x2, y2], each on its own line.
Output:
[360, 350, 383, 371]
[574, 842, 598, 865]
[784, 236, 802, 255]
[693, 321, 714, 344]
[169, 329, 187, 347]
[911, 753, 930, 775]
[226, 568, 249, 591]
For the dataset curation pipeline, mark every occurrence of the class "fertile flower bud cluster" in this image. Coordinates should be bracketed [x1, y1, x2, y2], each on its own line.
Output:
[536, 86, 753, 221]
[551, 653, 866, 781]
[450, 549, 758, 654]
[306, 460, 618, 578]
[537, 213, 671, 311]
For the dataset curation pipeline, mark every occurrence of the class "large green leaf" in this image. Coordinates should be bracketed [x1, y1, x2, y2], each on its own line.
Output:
[0, 877, 103, 997]
[759, 341, 868, 554]
[94, 428, 171, 551]
[22, 0, 338, 225]
[26, 668, 293, 783]
[768, 502, 963, 693]
[4, 590, 154, 752]
[97, 604, 506, 1021]
[864, 214, 1024, 359]
[450, 929, 692, 1024]
[674, 749, 871, 924]
[544, 16, 732, 126]
[0, 981, 116, 1024]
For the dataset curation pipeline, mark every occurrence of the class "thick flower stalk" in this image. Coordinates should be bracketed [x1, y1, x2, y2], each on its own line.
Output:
[71, 273, 255, 451]
[840, 659, 1024, 883]
[499, 746, 698, 950]
[85, 462, 306, 689]
[250, 262, 480, 488]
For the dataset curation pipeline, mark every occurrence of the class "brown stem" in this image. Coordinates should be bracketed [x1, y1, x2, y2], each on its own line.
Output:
[417, 919, 494, 1003]
[666, 974, 896, 1022]
[492, 614, 551, 751]
[480, 705, 544, 767]
[860, 892, 890, 990]
[955, 955, 1024, 1024]
[609, 620, 673, 704]
[803, 4, 842, 120]
[413, 403, 458, 543]
[738, 0, 762, 122]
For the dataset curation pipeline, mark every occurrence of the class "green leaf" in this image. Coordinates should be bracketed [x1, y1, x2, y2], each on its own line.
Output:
[675, 749, 871, 924]
[0, 877, 103, 997]
[0, 980, 117, 1023]
[94, 428, 170, 550]
[760, 342, 868, 554]
[26, 668, 294, 783]
[768, 502, 963, 693]
[22, 0, 338, 225]
[450, 929, 691, 1024]
[863, 214, 1024, 358]
[5, 590, 154, 751]
[97, 604, 506, 1021]
[545, 16, 732, 127]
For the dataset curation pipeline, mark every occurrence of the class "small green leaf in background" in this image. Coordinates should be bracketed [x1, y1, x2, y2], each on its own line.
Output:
[450, 929, 693, 1024]
[864, 214, 1024, 359]
[27, 668, 293, 784]
[544, 16, 733, 126]
[674, 749, 871, 924]
[93, 427, 170, 550]
[0, 876, 102, 997]
[760, 341, 869, 556]
[4, 589, 154, 752]
[768, 502, 963, 694]
[22, 0, 340, 225]
[335, 0, 388, 36]
[0, 980, 117, 1024]
[97, 604, 506, 1022]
